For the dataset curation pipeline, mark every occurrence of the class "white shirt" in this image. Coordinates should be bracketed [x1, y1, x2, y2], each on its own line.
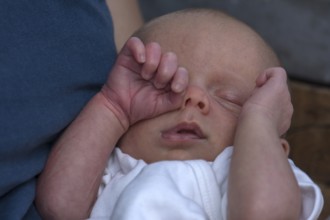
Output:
[90, 147, 323, 220]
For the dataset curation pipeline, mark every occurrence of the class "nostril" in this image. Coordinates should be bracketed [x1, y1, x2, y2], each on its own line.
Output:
[184, 98, 205, 109]
[185, 98, 191, 106]
[198, 102, 205, 109]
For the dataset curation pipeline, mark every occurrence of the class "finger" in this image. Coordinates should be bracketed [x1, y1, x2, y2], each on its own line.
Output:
[141, 42, 162, 80]
[153, 52, 178, 89]
[156, 88, 186, 115]
[271, 67, 288, 84]
[123, 37, 146, 64]
[256, 67, 287, 87]
[255, 71, 267, 87]
[171, 67, 189, 93]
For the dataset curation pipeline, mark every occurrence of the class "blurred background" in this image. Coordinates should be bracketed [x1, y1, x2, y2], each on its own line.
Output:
[139, 0, 330, 218]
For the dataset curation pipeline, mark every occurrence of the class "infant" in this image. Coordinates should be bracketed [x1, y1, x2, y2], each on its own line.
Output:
[36, 8, 323, 220]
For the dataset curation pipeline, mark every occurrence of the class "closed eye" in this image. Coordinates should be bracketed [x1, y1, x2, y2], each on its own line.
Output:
[213, 90, 243, 107]
[212, 95, 240, 115]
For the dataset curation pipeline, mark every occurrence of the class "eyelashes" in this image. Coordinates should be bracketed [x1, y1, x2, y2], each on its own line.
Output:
[210, 89, 243, 117]
[213, 90, 243, 107]
[212, 95, 241, 116]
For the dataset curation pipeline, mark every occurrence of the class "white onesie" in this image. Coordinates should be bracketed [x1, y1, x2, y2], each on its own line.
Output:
[90, 147, 323, 220]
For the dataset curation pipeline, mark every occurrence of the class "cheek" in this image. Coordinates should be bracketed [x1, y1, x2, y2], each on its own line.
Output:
[118, 123, 145, 150]
[212, 103, 239, 128]
[211, 108, 239, 143]
[119, 117, 164, 155]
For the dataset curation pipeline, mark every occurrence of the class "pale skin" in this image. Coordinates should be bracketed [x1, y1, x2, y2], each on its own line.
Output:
[36, 10, 301, 220]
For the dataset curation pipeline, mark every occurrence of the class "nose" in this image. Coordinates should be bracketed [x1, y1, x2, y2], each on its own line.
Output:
[182, 86, 210, 114]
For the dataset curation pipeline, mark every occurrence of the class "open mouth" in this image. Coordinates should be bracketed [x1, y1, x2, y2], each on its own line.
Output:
[161, 122, 205, 140]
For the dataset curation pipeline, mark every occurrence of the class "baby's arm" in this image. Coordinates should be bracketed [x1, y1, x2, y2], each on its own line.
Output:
[35, 37, 188, 219]
[227, 68, 301, 220]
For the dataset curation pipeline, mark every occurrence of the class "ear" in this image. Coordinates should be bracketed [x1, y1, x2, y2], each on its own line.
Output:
[280, 138, 290, 157]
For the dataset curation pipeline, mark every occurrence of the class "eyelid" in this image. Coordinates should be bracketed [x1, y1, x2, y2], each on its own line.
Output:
[224, 94, 243, 106]
[214, 90, 243, 106]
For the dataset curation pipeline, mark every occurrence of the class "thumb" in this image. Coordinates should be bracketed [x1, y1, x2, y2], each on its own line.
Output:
[156, 90, 186, 115]
[256, 67, 287, 87]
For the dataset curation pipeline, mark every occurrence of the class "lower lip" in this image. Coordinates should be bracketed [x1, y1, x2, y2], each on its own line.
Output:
[161, 132, 203, 141]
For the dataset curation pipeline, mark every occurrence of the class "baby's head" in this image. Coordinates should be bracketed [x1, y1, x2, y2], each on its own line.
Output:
[119, 8, 281, 163]
[134, 8, 279, 73]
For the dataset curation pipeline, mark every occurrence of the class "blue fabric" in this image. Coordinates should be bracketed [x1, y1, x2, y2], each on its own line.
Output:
[0, 0, 117, 219]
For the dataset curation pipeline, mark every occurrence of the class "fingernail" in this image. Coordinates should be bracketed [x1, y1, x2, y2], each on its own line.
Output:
[173, 83, 183, 93]
[139, 53, 145, 63]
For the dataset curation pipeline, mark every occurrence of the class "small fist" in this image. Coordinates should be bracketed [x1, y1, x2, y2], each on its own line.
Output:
[242, 67, 293, 136]
[101, 37, 189, 130]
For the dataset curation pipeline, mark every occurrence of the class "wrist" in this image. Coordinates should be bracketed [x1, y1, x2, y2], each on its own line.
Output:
[237, 108, 279, 137]
[94, 91, 130, 133]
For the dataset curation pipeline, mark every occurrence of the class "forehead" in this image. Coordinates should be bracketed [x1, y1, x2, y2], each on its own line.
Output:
[140, 11, 278, 90]
[158, 24, 265, 84]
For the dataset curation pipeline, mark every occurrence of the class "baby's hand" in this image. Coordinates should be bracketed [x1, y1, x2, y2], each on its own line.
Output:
[101, 37, 188, 130]
[241, 67, 293, 136]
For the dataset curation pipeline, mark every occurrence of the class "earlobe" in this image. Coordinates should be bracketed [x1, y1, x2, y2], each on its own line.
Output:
[280, 138, 290, 156]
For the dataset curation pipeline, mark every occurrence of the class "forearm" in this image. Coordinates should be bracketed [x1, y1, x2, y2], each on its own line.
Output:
[227, 114, 301, 220]
[36, 92, 126, 220]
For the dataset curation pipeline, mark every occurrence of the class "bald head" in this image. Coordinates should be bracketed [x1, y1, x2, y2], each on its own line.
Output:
[134, 8, 280, 72]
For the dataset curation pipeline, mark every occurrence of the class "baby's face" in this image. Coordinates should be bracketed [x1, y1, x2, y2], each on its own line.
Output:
[119, 21, 277, 163]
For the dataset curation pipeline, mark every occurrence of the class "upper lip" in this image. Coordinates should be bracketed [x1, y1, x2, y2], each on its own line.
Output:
[162, 122, 206, 139]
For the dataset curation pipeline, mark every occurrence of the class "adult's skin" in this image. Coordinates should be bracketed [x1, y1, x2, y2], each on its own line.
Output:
[0, 0, 143, 219]
[107, 0, 144, 50]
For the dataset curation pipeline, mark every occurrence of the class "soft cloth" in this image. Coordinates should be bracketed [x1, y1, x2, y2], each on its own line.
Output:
[90, 147, 323, 220]
[0, 1, 116, 219]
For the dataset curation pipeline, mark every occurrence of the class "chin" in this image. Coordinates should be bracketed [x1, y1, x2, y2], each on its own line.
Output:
[163, 149, 206, 161]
